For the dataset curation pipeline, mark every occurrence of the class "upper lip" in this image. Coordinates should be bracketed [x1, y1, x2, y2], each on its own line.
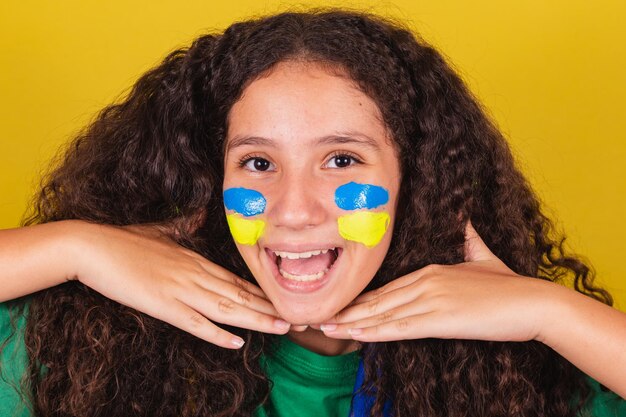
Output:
[263, 243, 342, 253]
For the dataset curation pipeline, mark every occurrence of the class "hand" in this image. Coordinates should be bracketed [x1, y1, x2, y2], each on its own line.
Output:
[320, 221, 559, 343]
[68, 221, 291, 349]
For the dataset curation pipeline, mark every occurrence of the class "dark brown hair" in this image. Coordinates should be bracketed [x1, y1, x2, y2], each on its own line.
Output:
[7, 9, 612, 416]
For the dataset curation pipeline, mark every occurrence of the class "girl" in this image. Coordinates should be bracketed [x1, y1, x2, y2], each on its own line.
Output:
[1, 10, 625, 417]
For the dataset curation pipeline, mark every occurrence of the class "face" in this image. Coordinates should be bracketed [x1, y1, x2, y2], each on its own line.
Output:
[223, 61, 401, 324]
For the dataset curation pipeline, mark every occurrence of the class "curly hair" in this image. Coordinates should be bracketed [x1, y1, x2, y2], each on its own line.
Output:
[7, 9, 612, 417]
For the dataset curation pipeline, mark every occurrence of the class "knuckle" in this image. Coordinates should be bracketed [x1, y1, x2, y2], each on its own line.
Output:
[367, 299, 379, 313]
[233, 276, 250, 291]
[419, 276, 435, 291]
[423, 264, 444, 277]
[420, 265, 447, 288]
[373, 287, 386, 297]
[377, 311, 393, 323]
[395, 319, 409, 332]
[188, 313, 207, 328]
[237, 289, 252, 305]
[177, 262, 204, 282]
[192, 265, 208, 278]
[217, 298, 236, 314]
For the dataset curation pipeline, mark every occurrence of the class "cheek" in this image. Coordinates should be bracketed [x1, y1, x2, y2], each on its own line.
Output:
[337, 212, 390, 248]
[334, 182, 392, 248]
[223, 187, 267, 245]
[226, 215, 266, 245]
[335, 182, 389, 210]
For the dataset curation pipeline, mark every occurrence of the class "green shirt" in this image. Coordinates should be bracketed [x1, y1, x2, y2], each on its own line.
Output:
[0, 302, 30, 417]
[1, 301, 624, 416]
[255, 336, 360, 417]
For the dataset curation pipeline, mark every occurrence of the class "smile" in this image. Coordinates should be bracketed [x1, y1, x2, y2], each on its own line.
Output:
[265, 246, 342, 292]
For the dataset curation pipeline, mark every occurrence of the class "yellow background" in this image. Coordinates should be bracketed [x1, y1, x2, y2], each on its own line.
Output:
[1, 1, 624, 310]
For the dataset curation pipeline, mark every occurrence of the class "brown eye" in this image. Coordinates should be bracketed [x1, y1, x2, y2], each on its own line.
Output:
[333, 155, 352, 167]
[254, 158, 270, 171]
[326, 153, 362, 169]
[243, 157, 274, 172]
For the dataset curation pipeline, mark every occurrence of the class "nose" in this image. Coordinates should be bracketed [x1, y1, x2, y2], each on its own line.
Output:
[268, 172, 328, 230]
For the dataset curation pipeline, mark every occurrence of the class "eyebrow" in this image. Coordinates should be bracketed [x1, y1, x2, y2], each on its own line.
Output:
[226, 135, 277, 152]
[227, 132, 382, 153]
[316, 133, 382, 151]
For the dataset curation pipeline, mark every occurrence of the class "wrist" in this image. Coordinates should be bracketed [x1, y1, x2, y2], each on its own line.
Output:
[531, 279, 579, 347]
[0, 220, 92, 301]
[52, 219, 94, 282]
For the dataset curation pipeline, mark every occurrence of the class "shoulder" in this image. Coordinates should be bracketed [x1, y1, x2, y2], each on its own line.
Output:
[582, 378, 626, 417]
[0, 300, 33, 417]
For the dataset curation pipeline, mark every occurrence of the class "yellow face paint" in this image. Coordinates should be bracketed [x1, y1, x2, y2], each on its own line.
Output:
[337, 211, 390, 248]
[226, 214, 266, 245]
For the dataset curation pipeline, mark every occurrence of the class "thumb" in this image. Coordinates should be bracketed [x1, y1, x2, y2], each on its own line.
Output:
[463, 220, 497, 262]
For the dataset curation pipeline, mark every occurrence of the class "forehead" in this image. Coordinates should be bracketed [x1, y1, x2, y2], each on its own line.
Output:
[225, 61, 391, 148]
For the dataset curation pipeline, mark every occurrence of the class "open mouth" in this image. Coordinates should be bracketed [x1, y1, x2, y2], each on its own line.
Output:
[265, 247, 342, 284]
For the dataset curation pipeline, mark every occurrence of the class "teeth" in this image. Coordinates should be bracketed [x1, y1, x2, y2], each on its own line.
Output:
[279, 268, 330, 281]
[273, 248, 335, 260]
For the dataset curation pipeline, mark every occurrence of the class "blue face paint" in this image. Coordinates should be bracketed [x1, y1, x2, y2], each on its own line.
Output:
[223, 187, 266, 217]
[335, 182, 389, 211]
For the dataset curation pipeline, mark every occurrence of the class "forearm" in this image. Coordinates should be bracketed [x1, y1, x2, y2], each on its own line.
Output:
[539, 284, 626, 399]
[0, 221, 80, 302]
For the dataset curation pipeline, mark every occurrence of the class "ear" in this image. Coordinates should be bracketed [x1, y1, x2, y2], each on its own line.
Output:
[463, 220, 497, 262]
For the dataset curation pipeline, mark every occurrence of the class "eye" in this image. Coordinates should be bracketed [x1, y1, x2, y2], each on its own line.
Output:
[241, 156, 275, 172]
[325, 152, 362, 169]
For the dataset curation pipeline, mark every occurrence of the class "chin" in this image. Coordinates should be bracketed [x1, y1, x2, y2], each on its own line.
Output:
[272, 299, 342, 325]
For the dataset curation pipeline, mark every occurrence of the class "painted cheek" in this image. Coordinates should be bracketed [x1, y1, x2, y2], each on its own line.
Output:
[335, 182, 389, 210]
[224, 187, 266, 216]
[338, 212, 390, 248]
[226, 215, 266, 245]
[223, 187, 267, 245]
[335, 182, 391, 248]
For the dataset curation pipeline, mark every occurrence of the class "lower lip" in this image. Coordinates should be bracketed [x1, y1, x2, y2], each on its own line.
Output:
[265, 248, 342, 294]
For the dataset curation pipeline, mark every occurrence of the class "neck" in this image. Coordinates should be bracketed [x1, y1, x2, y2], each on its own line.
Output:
[287, 326, 360, 356]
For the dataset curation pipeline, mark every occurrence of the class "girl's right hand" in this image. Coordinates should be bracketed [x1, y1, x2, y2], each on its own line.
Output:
[66, 221, 291, 348]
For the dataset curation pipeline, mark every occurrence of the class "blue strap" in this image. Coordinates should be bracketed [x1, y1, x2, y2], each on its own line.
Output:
[350, 359, 392, 417]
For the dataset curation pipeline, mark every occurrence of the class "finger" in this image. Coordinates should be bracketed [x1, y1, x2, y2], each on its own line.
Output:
[291, 325, 309, 332]
[330, 283, 423, 324]
[227, 274, 268, 299]
[191, 273, 278, 316]
[323, 297, 432, 338]
[346, 313, 441, 343]
[349, 274, 418, 306]
[183, 290, 291, 335]
[223, 284, 279, 316]
[157, 301, 247, 349]
[196, 259, 268, 299]
[350, 264, 446, 305]
[463, 220, 496, 262]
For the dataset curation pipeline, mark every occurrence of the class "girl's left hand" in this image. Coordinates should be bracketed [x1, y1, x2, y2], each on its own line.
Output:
[321, 222, 562, 343]
[322, 221, 626, 398]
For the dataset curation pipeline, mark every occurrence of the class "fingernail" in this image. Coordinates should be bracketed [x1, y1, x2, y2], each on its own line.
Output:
[274, 319, 291, 330]
[348, 328, 362, 336]
[231, 337, 245, 348]
[320, 324, 337, 332]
